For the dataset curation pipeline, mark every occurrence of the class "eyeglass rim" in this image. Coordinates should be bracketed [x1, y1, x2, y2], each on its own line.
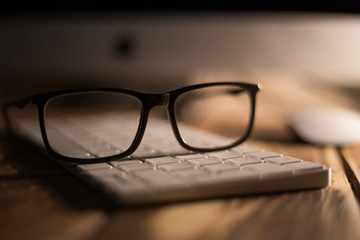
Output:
[168, 83, 259, 153]
[6, 82, 261, 163]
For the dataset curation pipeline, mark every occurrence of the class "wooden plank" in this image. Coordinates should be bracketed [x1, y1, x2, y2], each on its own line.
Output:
[0, 136, 109, 240]
[93, 141, 360, 240]
[340, 145, 360, 202]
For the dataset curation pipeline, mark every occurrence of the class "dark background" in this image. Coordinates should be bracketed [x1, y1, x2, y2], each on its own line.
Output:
[2, 1, 360, 15]
[2, 1, 360, 99]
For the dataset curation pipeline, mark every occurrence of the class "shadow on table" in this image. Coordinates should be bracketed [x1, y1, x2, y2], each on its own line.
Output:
[0, 133, 117, 211]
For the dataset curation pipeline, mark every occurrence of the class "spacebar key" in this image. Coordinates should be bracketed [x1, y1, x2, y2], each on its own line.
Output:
[133, 169, 184, 188]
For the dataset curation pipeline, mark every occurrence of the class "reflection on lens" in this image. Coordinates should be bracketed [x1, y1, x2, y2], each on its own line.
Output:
[44, 92, 142, 159]
[174, 85, 251, 149]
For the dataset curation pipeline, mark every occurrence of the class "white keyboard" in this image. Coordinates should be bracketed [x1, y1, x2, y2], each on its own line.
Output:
[16, 116, 331, 205]
[70, 144, 330, 205]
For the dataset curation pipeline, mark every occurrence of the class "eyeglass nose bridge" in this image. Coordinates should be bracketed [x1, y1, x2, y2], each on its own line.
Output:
[145, 93, 171, 109]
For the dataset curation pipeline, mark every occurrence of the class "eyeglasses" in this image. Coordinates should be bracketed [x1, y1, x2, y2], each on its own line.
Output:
[4, 82, 260, 163]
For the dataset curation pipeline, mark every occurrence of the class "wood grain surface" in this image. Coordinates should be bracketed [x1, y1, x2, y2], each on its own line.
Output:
[1, 72, 360, 240]
[1, 136, 360, 240]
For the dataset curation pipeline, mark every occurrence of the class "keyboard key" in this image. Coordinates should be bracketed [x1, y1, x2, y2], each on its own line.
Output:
[78, 163, 113, 171]
[187, 157, 222, 166]
[145, 157, 180, 166]
[44, 127, 94, 158]
[246, 151, 282, 159]
[95, 149, 122, 158]
[206, 150, 243, 159]
[233, 145, 262, 154]
[82, 142, 112, 153]
[157, 162, 194, 171]
[72, 153, 95, 159]
[175, 153, 205, 160]
[132, 145, 162, 157]
[110, 160, 142, 166]
[242, 162, 293, 178]
[156, 140, 189, 154]
[117, 163, 154, 172]
[226, 156, 263, 166]
[203, 163, 239, 173]
[284, 161, 325, 174]
[265, 156, 302, 165]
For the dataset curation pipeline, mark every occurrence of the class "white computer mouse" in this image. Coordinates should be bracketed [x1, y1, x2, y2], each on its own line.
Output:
[289, 107, 360, 146]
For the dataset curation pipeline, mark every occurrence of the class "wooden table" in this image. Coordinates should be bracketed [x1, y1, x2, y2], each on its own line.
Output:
[1, 73, 360, 240]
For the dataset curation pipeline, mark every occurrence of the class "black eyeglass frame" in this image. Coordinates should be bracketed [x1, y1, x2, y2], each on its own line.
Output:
[4, 82, 261, 163]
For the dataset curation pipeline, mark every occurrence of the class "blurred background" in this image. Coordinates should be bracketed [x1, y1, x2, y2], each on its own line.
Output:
[2, 2, 360, 139]
[2, 2, 360, 90]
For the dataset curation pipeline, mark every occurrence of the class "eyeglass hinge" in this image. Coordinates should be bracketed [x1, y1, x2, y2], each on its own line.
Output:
[161, 93, 170, 107]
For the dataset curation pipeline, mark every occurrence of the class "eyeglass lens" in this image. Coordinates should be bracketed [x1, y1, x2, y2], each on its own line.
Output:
[174, 85, 251, 149]
[44, 92, 142, 159]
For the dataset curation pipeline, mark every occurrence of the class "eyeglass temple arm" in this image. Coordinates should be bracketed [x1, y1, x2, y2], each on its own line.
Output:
[225, 89, 246, 95]
[3, 96, 33, 132]
[181, 89, 248, 105]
